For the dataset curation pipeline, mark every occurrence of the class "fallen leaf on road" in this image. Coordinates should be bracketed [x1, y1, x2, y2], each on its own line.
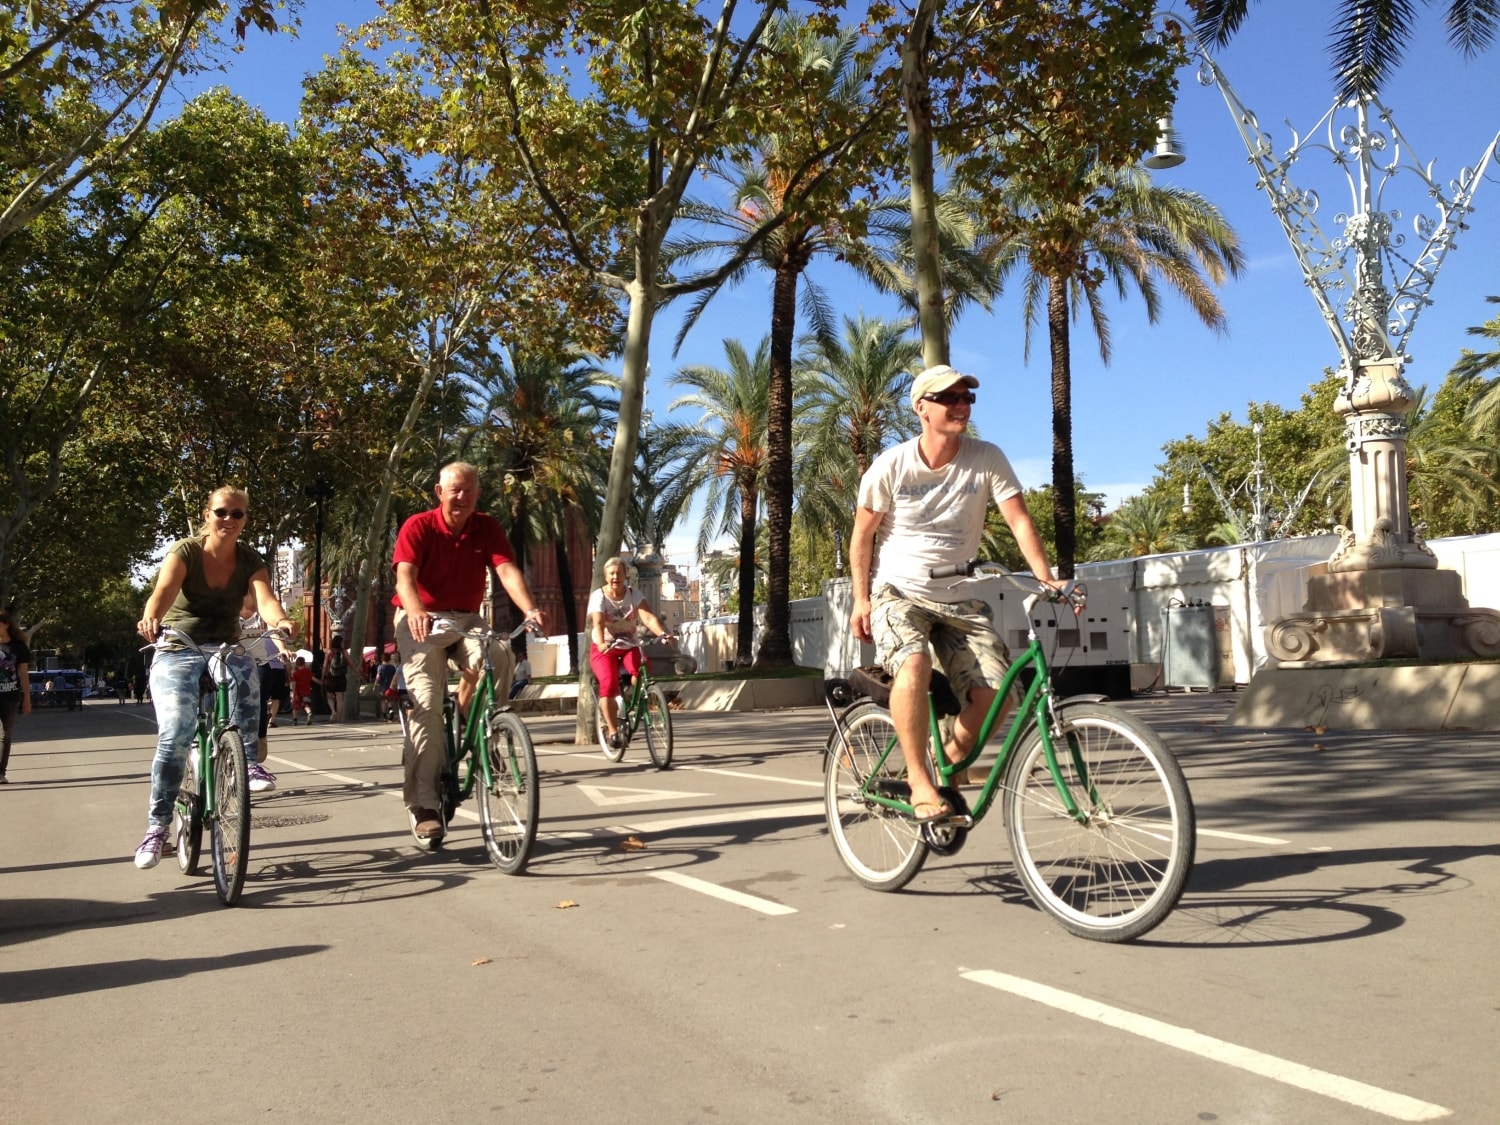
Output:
[472, 957, 492, 966]
[1313, 742, 1324, 750]
[620, 836, 647, 851]
[556, 900, 579, 910]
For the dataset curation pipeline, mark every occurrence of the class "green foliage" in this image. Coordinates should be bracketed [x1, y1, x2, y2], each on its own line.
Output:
[0, 2, 297, 248]
[1087, 493, 1195, 561]
[982, 483, 1107, 571]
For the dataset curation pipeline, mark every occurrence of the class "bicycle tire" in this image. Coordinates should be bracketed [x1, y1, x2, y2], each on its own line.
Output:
[824, 701, 928, 892]
[209, 728, 251, 905]
[596, 692, 626, 761]
[1003, 702, 1195, 942]
[643, 683, 673, 769]
[478, 709, 539, 875]
[172, 754, 203, 876]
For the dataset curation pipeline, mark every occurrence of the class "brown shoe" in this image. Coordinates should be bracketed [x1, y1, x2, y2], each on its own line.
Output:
[410, 808, 444, 842]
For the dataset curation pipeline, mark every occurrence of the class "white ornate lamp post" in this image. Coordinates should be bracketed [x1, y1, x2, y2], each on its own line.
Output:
[1156, 14, 1500, 664]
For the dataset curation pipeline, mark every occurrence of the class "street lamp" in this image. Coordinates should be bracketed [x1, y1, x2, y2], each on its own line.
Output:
[1150, 12, 1500, 663]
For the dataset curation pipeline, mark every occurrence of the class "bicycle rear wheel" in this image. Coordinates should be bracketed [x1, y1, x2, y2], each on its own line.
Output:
[824, 701, 927, 892]
[643, 684, 673, 769]
[595, 692, 626, 761]
[1003, 703, 1194, 942]
[172, 751, 203, 876]
[209, 728, 251, 905]
[478, 709, 539, 875]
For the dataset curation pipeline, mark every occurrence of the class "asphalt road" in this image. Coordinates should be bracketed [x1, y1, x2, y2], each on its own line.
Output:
[2, 692, 1496, 1123]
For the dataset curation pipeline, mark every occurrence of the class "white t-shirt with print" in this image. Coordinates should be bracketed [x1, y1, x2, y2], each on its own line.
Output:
[857, 435, 1022, 603]
[587, 585, 647, 644]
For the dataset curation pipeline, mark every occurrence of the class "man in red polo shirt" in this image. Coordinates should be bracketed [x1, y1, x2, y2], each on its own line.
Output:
[393, 461, 545, 846]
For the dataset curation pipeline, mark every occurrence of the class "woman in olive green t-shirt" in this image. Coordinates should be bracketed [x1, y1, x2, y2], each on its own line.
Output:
[131, 486, 298, 871]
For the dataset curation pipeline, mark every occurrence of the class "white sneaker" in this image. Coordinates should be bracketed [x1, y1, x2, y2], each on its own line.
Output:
[247, 762, 277, 793]
[134, 826, 168, 869]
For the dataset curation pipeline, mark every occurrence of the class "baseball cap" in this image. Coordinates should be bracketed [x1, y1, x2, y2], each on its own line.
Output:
[910, 364, 980, 408]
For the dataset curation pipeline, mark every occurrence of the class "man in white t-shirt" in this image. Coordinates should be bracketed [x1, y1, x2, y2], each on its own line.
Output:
[851, 364, 1063, 823]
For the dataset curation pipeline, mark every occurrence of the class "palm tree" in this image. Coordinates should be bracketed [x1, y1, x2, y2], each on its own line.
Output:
[458, 347, 616, 653]
[995, 163, 1245, 577]
[667, 17, 1002, 667]
[1087, 494, 1196, 561]
[626, 419, 696, 560]
[795, 314, 923, 574]
[660, 338, 771, 667]
[1452, 295, 1500, 437]
[1195, 0, 1497, 102]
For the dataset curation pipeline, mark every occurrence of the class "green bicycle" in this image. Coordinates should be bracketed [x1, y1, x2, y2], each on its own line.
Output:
[593, 636, 682, 770]
[154, 626, 281, 906]
[398, 618, 540, 873]
[825, 562, 1195, 942]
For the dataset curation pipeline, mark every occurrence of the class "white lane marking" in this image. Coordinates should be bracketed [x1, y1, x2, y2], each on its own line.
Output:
[676, 764, 823, 789]
[1197, 827, 1290, 845]
[619, 800, 825, 834]
[650, 870, 797, 916]
[265, 755, 373, 789]
[575, 783, 710, 807]
[963, 970, 1451, 1122]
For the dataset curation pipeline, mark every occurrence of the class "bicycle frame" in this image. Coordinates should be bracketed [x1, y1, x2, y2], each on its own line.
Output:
[429, 620, 534, 798]
[447, 661, 502, 801]
[174, 640, 242, 824]
[843, 591, 1095, 826]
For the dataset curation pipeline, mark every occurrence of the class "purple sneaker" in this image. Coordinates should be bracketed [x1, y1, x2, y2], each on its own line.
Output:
[134, 825, 168, 869]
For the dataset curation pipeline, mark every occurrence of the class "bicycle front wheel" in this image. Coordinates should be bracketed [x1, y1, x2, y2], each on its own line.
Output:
[596, 693, 626, 761]
[643, 684, 673, 769]
[478, 709, 539, 875]
[1003, 703, 1194, 942]
[209, 728, 251, 905]
[824, 701, 927, 892]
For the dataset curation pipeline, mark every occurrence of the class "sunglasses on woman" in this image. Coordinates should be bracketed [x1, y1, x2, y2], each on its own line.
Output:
[212, 508, 247, 520]
[922, 390, 976, 406]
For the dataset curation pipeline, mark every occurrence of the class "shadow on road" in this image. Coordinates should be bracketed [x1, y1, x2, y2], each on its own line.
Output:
[0, 942, 327, 1004]
[935, 840, 1498, 948]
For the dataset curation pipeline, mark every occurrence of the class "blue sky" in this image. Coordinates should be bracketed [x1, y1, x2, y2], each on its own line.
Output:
[176, 3, 1500, 568]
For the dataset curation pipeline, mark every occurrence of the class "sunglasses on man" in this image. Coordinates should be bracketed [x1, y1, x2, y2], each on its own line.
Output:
[212, 508, 247, 520]
[921, 390, 976, 406]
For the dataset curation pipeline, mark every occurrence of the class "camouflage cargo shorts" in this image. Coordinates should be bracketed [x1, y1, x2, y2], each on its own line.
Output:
[869, 584, 1010, 700]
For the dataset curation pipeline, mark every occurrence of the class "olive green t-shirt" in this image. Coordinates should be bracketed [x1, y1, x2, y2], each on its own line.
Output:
[160, 538, 266, 645]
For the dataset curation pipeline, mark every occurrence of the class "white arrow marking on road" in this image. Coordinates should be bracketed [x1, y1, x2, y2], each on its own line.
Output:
[574, 783, 709, 807]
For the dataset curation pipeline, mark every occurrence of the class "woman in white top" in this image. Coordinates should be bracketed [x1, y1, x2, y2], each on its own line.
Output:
[587, 557, 669, 748]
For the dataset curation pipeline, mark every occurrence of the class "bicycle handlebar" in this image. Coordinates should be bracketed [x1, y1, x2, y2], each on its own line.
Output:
[428, 617, 543, 642]
[602, 633, 676, 651]
[930, 559, 1087, 611]
[143, 625, 288, 666]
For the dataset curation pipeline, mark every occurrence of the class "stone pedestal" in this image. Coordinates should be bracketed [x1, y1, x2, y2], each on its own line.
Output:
[1263, 357, 1500, 667]
[1266, 565, 1500, 662]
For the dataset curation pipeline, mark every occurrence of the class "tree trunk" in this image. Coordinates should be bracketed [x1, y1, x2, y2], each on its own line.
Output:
[902, 0, 947, 369]
[554, 534, 579, 671]
[342, 316, 472, 719]
[736, 486, 758, 666]
[1047, 275, 1077, 578]
[756, 255, 799, 668]
[577, 268, 657, 743]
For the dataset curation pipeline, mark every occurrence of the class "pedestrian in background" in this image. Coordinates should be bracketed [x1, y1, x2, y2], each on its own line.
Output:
[0, 610, 33, 784]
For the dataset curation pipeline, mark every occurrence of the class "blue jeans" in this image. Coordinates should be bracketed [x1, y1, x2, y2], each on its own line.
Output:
[147, 647, 259, 826]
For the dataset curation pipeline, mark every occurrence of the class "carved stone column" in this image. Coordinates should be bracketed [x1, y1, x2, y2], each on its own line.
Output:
[1265, 359, 1500, 663]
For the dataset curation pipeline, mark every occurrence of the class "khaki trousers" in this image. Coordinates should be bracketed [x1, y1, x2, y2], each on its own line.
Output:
[394, 609, 514, 812]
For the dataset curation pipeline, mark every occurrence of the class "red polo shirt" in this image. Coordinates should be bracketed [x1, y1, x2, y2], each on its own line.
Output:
[391, 507, 516, 612]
